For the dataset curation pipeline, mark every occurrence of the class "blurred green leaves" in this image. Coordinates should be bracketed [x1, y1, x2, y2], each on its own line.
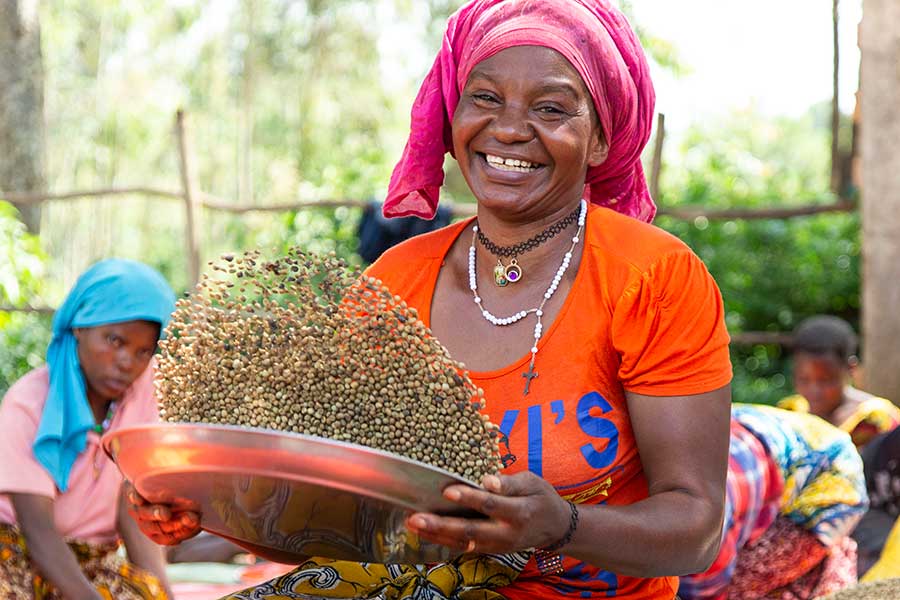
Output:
[655, 107, 859, 405]
[0, 202, 54, 393]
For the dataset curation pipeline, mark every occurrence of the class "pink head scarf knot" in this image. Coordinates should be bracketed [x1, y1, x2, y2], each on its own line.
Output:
[383, 0, 657, 223]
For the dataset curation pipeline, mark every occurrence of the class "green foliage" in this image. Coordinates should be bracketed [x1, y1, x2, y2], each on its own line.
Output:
[0, 202, 54, 395]
[655, 109, 860, 405]
[0, 203, 47, 304]
[0, 312, 53, 397]
[35, 0, 446, 289]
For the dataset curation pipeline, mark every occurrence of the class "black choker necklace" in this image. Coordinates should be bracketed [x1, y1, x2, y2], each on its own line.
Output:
[476, 203, 581, 287]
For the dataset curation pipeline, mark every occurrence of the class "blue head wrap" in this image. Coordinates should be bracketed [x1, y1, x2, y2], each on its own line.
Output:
[33, 259, 176, 491]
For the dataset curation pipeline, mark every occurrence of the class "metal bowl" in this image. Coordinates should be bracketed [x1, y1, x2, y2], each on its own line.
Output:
[103, 423, 480, 564]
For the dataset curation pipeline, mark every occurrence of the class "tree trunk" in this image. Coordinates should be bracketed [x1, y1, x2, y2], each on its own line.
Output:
[0, 0, 45, 233]
[860, 0, 900, 402]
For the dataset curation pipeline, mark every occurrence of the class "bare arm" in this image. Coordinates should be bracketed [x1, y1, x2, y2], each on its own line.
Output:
[407, 385, 731, 577]
[10, 493, 104, 600]
[563, 385, 731, 575]
[116, 487, 174, 599]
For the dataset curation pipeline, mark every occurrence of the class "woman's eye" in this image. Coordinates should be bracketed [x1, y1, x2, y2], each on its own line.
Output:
[106, 335, 122, 347]
[472, 93, 498, 103]
[537, 105, 565, 115]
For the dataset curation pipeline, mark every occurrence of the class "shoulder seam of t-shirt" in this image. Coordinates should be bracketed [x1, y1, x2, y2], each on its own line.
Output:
[613, 248, 701, 307]
[586, 207, 690, 265]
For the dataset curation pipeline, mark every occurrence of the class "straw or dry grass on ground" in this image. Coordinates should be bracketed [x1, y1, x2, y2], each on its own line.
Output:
[822, 578, 900, 600]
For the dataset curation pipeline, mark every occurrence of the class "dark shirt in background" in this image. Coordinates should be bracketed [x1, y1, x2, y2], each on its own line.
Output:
[357, 201, 453, 264]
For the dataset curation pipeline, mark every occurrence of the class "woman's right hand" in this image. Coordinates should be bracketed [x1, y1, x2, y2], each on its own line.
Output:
[123, 481, 202, 545]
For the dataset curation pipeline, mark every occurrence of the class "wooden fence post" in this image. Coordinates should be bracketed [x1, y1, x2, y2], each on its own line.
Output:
[175, 109, 202, 287]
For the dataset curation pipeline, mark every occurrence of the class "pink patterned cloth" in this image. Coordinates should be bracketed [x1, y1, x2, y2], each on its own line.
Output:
[384, 0, 656, 223]
[728, 521, 857, 599]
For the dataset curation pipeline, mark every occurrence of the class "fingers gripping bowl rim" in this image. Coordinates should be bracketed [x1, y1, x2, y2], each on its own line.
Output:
[103, 422, 484, 564]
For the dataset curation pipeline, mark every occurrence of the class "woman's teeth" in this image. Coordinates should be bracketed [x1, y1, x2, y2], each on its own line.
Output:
[485, 154, 540, 172]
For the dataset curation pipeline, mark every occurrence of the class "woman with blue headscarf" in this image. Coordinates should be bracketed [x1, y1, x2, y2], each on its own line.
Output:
[0, 259, 175, 599]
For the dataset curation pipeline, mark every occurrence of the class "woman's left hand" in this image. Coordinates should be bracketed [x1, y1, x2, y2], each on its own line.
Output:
[406, 471, 572, 554]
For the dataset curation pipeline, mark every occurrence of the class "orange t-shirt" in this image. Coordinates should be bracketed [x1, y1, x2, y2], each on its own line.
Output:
[366, 205, 732, 600]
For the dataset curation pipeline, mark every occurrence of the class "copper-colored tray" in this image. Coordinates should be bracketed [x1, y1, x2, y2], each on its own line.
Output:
[103, 423, 479, 564]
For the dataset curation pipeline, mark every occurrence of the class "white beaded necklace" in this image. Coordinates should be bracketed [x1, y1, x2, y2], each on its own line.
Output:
[468, 199, 587, 395]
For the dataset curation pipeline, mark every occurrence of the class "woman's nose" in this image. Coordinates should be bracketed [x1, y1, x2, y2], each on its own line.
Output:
[490, 103, 533, 143]
[117, 350, 136, 372]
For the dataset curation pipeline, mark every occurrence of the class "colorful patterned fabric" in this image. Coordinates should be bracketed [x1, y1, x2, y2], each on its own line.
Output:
[731, 404, 868, 546]
[383, 0, 657, 222]
[677, 421, 784, 599]
[680, 405, 867, 600]
[777, 389, 900, 448]
[729, 519, 857, 599]
[205, 477, 529, 600]
[220, 553, 529, 600]
[0, 524, 167, 599]
[727, 516, 829, 598]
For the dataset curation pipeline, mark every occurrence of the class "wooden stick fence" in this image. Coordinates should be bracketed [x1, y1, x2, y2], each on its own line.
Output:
[3, 186, 855, 220]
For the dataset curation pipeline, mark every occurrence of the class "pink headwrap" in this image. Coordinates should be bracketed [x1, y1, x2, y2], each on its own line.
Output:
[383, 0, 657, 223]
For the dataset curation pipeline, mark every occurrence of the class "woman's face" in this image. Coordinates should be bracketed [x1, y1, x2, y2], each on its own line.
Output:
[452, 45, 608, 220]
[74, 320, 160, 403]
[793, 351, 848, 419]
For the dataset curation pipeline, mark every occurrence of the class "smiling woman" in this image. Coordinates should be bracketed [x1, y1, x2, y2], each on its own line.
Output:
[0, 260, 176, 600]
[127, 1, 733, 599]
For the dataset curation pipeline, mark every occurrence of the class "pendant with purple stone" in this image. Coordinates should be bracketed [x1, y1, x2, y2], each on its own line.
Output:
[505, 259, 522, 284]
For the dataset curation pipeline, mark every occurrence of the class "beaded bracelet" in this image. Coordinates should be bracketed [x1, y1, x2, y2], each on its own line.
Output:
[540, 501, 579, 553]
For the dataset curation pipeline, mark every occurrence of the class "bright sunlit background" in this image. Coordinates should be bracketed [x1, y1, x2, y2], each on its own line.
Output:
[630, 0, 862, 129]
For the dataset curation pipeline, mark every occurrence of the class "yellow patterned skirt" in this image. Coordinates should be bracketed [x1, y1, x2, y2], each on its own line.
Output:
[220, 553, 528, 600]
[0, 523, 167, 600]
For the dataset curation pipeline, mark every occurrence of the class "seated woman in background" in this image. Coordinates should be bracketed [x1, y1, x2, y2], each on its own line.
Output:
[0, 259, 175, 600]
[777, 315, 899, 448]
[680, 404, 868, 600]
